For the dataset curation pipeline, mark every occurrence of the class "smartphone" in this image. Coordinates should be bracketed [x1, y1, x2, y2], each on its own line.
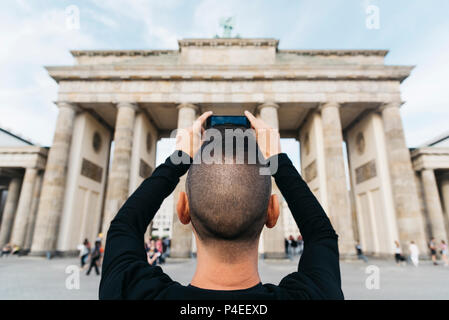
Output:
[205, 116, 251, 129]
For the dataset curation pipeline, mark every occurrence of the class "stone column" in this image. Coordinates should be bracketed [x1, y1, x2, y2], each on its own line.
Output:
[101, 102, 137, 236]
[320, 102, 355, 255]
[258, 102, 286, 259]
[0, 178, 21, 247]
[31, 102, 78, 254]
[381, 102, 427, 251]
[24, 171, 44, 250]
[170, 103, 198, 258]
[421, 169, 447, 241]
[440, 173, 449, 238]
[10, 168, 38, 247]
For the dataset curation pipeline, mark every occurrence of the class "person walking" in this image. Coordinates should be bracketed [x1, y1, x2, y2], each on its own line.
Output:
[165, 237, 171, 257]
[77, 238, 90, 269]
[440, 240, 448, 267]
[355, 242, 368, 263]
[86, 241, 101, 276]
[147, 240, 160, 266]
[409, 241, 419, 267]
[156, 238, 165, 264]
[394, 241, 406, 266]
[290, 236, 298, 257]
[297, 235, 304, 256]
[429, 238, 438, 265]
[1, 243, 12, 257]
[284, 237, 289, 256]
[286, 235, 294, 259]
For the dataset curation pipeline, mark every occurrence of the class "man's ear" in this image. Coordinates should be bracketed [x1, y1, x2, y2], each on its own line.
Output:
[176, 191, 191, 225]
[265, 194, 280, 228]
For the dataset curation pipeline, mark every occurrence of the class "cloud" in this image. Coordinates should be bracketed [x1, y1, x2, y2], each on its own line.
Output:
[85, 9, 119, 29]
[90, 0, 181, 48]
[0, 4, 101, 146]
[1, 0, 447, 151]
[399, 25, 449, 146]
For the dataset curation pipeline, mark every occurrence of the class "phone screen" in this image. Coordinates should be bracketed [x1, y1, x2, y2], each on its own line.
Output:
[206, 116, 250, 129]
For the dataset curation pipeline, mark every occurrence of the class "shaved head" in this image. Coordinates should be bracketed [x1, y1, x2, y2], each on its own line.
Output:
[186, 125, 272, 248]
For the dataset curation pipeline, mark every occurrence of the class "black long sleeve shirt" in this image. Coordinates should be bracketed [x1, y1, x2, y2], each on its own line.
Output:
[99, 151, 343, 300]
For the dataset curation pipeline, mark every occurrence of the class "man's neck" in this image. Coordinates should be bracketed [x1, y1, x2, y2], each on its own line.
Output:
[190, 241, 261, 291]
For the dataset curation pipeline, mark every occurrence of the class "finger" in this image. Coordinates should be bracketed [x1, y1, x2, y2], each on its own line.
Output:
[196, 111, 213, 126]
[244, 110, 258, 129]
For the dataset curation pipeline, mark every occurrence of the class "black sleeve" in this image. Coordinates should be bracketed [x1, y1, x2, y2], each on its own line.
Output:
[99, 150, 191, 300]
[271, 153, 344, 300]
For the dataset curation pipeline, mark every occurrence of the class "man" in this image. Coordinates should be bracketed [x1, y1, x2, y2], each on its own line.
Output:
[355, 242, 368, 263]
[99, 110, 343, 300]
[86, 240, 102, 276]
[409, 241, 419, 267]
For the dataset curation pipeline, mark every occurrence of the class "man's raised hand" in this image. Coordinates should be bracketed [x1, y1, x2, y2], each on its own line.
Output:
[175, 111, 213, 158]
[244, 110, 281, 159]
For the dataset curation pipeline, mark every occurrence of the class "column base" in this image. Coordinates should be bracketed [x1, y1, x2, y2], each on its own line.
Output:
[339, 253, 358, 261]
[263, 252, 288, 259]
[165, 257, 193, 263]
[28, 250, 79, 258]
[169, 251, 192, 259]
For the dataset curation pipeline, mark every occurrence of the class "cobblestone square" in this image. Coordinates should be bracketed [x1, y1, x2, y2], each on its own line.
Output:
[1, 256, 448, 300]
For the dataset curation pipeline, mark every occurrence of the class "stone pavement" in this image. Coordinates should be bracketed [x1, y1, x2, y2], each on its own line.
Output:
[0, 255, 448, 299]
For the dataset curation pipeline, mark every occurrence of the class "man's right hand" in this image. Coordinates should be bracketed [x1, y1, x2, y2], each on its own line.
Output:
[244, 110, 281, 159]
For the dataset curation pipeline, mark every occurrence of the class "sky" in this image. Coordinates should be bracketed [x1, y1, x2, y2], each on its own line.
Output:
[0, 0, 448, 166]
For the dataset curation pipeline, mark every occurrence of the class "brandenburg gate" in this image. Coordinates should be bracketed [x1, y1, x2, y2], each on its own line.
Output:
[4, 38, 440, 258]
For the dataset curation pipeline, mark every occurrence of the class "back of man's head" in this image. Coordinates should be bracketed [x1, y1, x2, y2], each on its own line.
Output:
[186, 125, 272, 250]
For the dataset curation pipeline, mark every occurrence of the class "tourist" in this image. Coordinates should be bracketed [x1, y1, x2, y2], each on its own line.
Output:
[440, 240, 448, 267]
[1, 243, 12, 257]
[98, 240, 104, 268]
[86, 240, 102, 276]
[284, 237, 289, 256]
[156, 238, 165, 264]
[355, 242, 368, 263]
[147, 240, 160, 266]
[162, 237, 170, 259]
[394, 241, 406, 266]
[99, 111, 344, 300]
[297, 235, 304, 256]
[156, 238, 163, 253]
[290, 235, 298, 257]
[287, 235, 295, 259]
[409, 241, 419, 267]
[77, 238, 90, 269]
[429, 238, 438, 265]
[11, 244, 21, 256]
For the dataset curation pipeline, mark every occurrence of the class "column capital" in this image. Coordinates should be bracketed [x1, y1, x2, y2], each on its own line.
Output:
[55, 101, 80, 112]
[256, 101, 279, 113]
[176, 103, 199, 113]
[318, 101, 340, 111]
[116, 102, 139, 111]
[421, 168, 434, 173]
[378, 101, 404, 112]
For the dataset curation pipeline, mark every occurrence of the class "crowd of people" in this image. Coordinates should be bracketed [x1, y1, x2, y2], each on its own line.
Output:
[355, 237, 448, 267]
[1, 243, 23, 257]
[2, 234, 172, 274]
[3, 233, 447, 270]
[145, 237, 171, 266]
[76, 235, 172, 274]
[284, 235, 303, 259]
[77, 234, 104, 276]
